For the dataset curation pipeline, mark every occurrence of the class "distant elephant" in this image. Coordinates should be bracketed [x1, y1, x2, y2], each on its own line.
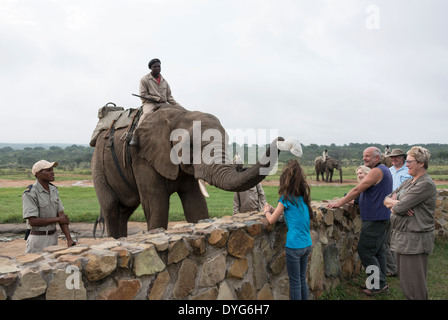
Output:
[315, 156, 343, 183]
[91, 104, 285, 239]
[381, 154, 392, 167]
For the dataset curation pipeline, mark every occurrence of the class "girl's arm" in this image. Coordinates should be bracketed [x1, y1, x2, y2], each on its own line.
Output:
[264, 202, 285, 224]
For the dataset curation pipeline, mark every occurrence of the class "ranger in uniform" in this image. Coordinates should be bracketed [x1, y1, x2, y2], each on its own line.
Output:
[22, 160, 76, 253]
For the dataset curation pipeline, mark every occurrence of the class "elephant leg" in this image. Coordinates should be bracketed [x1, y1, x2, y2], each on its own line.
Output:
[177, 178, 209, 223]
[139, 187, 170, 230]
[95, 190, 137, 239]
[104, 203, 139, 239]
[132, 162, 171, 230]
[92, 170, 133, 238]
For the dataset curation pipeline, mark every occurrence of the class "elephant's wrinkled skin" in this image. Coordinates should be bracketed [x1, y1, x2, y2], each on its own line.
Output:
[92, 104, 283, 239]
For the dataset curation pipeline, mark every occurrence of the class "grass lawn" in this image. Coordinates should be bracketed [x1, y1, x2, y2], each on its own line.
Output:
[0, 183, 355, 224]
[319, 237, 448, 300]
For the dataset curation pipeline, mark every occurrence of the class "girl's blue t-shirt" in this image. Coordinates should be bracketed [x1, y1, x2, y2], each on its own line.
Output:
[279, 195, 312, 249]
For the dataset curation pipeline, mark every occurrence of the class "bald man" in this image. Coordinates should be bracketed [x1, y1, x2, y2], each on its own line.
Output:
[327, 147, 392, 296]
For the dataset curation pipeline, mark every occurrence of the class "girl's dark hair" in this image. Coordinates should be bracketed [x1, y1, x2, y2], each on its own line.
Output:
[278, 160, 314, 221]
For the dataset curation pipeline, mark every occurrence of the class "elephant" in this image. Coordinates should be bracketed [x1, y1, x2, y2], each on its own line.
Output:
[91, 104, 286, 239]
[381, 154, 392, 167]
[314, 156, 343, 183]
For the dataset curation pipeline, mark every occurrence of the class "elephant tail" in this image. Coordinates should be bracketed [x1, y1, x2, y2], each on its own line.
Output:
[93, 210, 105, 239]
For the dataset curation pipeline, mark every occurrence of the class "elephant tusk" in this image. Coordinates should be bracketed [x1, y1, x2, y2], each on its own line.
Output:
[277, 137, 303, 157]
[198, 179, 209, 198]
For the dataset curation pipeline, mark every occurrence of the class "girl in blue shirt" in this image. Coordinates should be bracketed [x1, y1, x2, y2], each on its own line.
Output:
[264, 160, 314, 300]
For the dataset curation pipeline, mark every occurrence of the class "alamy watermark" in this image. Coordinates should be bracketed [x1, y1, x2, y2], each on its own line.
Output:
[169, 121, 280, 175]
[365, 265, 380, 290]
[65, 265, 81, 290]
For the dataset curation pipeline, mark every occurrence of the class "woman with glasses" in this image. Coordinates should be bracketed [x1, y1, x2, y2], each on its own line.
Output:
[383, 146, 437, 300]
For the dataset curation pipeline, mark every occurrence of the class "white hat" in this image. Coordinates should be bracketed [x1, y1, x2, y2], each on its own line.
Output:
[32, 160, 58, 176]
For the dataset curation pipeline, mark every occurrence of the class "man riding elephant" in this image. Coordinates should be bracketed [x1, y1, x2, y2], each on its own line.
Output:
[130, 58, 180, 146]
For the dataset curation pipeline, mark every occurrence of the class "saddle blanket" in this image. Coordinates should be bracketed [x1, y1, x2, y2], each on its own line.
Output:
[89, 103, 139, 147]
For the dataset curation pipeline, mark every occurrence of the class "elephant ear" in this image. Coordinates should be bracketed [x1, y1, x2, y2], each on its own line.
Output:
[135, 109, 179, 180]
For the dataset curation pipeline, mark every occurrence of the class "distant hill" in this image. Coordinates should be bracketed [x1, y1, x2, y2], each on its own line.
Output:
[1, 142, 447, 170]
[0, 143, 88, 150]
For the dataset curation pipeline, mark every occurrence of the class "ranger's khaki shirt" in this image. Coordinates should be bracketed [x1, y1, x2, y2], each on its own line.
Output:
[22, 181, 64, 232]
[139, 73, 177, 105]
[233, 184, 267, 214]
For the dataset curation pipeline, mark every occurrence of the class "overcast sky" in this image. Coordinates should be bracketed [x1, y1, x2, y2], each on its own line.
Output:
[1, 0, 447, 147]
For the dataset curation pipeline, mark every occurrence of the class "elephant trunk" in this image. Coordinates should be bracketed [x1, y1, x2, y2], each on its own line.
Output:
[195, 137, 283, 192]
[339, 168, 343, 183]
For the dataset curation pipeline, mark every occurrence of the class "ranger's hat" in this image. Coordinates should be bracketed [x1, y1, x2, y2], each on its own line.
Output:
[386, 149, 406, 157]
[32, 160, 58, 175]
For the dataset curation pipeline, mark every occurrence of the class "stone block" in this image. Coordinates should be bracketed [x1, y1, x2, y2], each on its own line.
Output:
[252, 249, 267, 290]
[46, 268, 87, 300]
[323, 211, 334, 226]
[228, 229, 254, 258]
[84, 249, 117, 281]
[195, 222, 212, 230]
[190, 287, 219, 300]
[0, 256, 20, 274]
[110, 246, 131, 268]
[0, 272, 18, 287]
[12, 268, 47, 300]
[341, 255, 355, 279]
[57, 254, 83, 267]
[208, 229, 229, 247]
[15, 253, 45, 265]
[246, 222, 262, 236]
[324, 244, 341, 278]
[168, 239, 189, 264]
[333, 208, 344, 223]
[217, 281, 235, 300]
[186, 236, 206, 255]
[199, 253, 226, 287]
[353, 216, 362, 234]
[442, 197, 448, 212]
[51, 245, 90, 258]
[148, 270, 170, 300]
[257, 283, 274, 300]
[269, 251, 285, 275]
[98, 279, 141, 300]
[43, 244, 67, 253]
[133, 244, 165, 277]
[309, 243, 324, 291]
[236, 281, 256, 300]
[146, 237, 169, 251]
[173, 259, 198, 299]
[228, 258, 248, 279]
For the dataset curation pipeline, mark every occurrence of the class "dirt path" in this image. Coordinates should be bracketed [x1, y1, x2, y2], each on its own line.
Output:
[0, 178, 364, 188]
[0, 179, 94, 188]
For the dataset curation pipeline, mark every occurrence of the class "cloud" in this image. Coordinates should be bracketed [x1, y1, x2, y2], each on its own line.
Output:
[0, 0, 447, 146]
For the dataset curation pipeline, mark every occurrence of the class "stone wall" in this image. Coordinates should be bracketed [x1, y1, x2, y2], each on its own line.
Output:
[1, 189, 447, 300]
[435, 189, 448, 237]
